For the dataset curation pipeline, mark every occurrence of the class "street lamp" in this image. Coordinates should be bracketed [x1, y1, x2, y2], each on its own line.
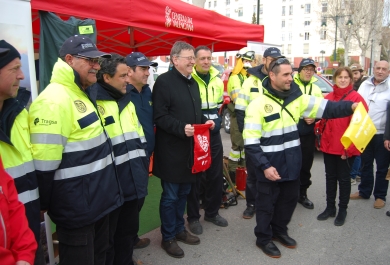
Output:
[320, 50, 326, 68]
[256, 0, 260, 24]
[321, 16, 353, 62]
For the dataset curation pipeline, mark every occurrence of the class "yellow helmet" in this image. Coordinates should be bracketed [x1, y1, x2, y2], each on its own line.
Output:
[236, 48, 255, 61]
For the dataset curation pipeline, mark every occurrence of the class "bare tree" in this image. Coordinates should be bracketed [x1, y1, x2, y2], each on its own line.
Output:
[318, 0, 384, 68]
[349, 0, 384, 69]
[318, 0, 354, 66]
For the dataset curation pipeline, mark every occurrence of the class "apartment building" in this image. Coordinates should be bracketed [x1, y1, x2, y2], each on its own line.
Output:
[185, 0, 380, 72]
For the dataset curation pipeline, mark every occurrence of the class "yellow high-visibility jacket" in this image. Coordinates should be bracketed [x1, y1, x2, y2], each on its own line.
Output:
[29, 59, 123, 229]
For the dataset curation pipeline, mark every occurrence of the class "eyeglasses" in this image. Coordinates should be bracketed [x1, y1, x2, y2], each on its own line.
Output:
[74, 55, 100, 66]
[302, 67, 315, 73]
[236, 51, 255, 61]
[177, 56, 196, 61]
[269, 57, 289, 72]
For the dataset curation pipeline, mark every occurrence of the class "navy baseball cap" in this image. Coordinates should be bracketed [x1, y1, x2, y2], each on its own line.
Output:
[263, 47, 284, 58]
[0, 47, 9, 57]
[126, 52, 158, 67]
[59, 35, 111, 58]
[298, 58, 316, 72]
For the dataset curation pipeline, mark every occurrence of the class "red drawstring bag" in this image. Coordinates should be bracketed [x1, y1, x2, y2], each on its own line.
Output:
[192, 123, 212, 173]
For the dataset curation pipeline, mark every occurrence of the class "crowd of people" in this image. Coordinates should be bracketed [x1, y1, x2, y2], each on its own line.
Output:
[0, 35, 389, 265]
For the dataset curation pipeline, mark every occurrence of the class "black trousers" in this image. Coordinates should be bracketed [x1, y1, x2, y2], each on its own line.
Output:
[106, 198, 143, 265]
[254, 178, 300, 245]
[323, 153, 354, 209]
[187, 132, 224, 221]
[299, 133, 316, 195]
[245, 158, 257, 207]
[57, 214, 110, 265]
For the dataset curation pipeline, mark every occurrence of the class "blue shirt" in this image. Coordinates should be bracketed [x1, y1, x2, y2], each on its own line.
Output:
[128, 84, 155, 157]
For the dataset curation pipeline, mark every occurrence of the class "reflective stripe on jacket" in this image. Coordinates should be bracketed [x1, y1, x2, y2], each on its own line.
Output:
[94, 83, 149, 201]
[293, 74, 324, 136]
[227, 73, 246, 104]
[244, 80, 354, 183]
[29, 59, 123, 229]
[192, 66, 224, 132]
[0, 88, 40, 242]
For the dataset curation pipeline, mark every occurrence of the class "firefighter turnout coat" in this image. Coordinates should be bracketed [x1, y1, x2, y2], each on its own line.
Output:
[29, 59, 123, 229]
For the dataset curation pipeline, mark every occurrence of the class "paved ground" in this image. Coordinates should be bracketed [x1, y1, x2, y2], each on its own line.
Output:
[133, 130, 390, 265]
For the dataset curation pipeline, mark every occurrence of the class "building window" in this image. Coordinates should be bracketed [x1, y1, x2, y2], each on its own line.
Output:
[281, 34, 285, 41]
[253, 5, 257, 14]
[260, 4, 263, 14]
[208, 1, 211, 8]
[288, 32, 292, 41]
[289, 5, 293, 15]
[322, 2, 328, 12]
[238, 7, 243, 17]
[281, 45, 285, 54]
[304, 21, 310, 26]
[282, 6, 285, 16]
[320, 29, 327, 40]
[226, 9, 230, 17]
[287, 44, 292, 55]
[288, 22, 292, 29]
[304, 32, 310, 40]
[226, 0, 230, 5]
[214, 1, 217, 7]
[303, 43, 309, 54]
[282, 20, 285, 28]
[305, 4, 311, 14]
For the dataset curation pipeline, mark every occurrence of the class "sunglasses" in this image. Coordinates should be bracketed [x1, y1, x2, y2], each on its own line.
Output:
[74, 55, 100, 66]
[236, 51, 255, 60]
[269, 57, 289, 72]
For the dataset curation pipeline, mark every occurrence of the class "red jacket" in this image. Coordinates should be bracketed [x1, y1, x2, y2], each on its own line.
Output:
[0, 158, 37, 265]
[319, 84, 368, 157]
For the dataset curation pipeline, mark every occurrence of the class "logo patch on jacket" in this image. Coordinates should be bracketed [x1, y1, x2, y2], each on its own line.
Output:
[97, 105, 105, 115]
[264, 104, 273, 113]
[33, 118, 57, 126]
[74, 100, 87, 113]
[253, 79, 258, 86]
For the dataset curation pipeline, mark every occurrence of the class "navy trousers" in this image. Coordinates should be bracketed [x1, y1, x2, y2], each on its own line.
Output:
[254, 178, 300, 245]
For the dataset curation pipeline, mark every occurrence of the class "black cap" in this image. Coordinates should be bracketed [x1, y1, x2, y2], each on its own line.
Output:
[59, 35, 111, 58]
[126, 52, 158, 67]
[298, 58, 316, 72]
[0, 40, 21, 69]
[0, 47, 9, 57]
[263, 47, 283, 58]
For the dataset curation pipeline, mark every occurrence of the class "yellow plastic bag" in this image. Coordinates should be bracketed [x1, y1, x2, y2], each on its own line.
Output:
[341, 102, 377, 153]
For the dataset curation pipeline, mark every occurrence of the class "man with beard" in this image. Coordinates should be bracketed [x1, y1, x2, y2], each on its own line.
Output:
[235, 47, 284, 219]
[243, 58, 357, 258]
[350, 63, 367, 91]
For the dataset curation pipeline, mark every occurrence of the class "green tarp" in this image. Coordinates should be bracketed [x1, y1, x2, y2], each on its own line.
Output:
[38, 11, 97, 92]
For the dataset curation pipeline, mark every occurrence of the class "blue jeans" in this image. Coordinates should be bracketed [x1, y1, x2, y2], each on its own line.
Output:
[358, 134, 390, 200]
[160, 180, 191, 241]
[350, 156, 361, 179]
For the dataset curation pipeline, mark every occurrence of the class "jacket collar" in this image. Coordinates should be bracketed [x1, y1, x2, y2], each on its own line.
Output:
[0, 87, 30, 145]
[247, 64, 268, 81]
[293, 73, 318, 86]
[93, 82, 131, 114]
[262, 77, 302, 106]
